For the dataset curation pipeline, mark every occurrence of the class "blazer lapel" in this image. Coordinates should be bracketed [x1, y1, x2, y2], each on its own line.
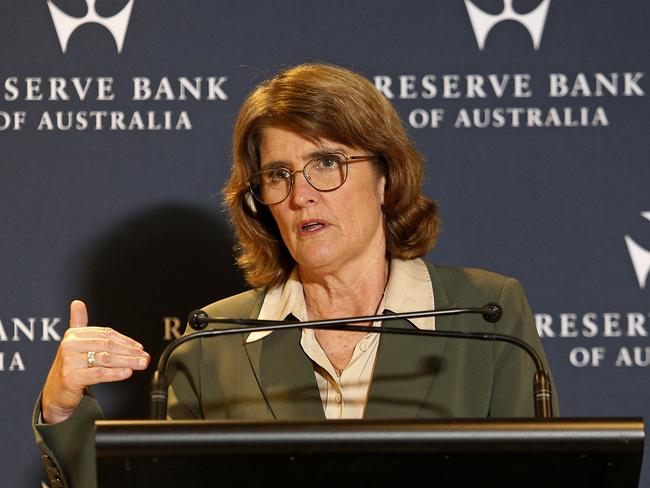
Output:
[251, 326, 325, 420]
[366, 264, 455, 419]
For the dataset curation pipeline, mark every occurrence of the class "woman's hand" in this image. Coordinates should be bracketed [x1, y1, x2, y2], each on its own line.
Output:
[41, 300, 151, 424]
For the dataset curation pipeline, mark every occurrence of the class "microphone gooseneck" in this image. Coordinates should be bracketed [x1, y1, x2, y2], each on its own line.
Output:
[187, 303, 504, 330]
[150, 302, 552, 420]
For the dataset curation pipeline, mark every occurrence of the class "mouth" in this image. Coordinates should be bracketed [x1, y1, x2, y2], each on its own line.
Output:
[297, 219, 328, 235]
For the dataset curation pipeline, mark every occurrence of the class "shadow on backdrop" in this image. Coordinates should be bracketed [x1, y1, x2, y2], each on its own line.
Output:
[79, 204, 246, 420]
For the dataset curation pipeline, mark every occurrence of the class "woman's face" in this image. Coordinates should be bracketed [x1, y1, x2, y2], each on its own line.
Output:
[259, 126, 387, 278]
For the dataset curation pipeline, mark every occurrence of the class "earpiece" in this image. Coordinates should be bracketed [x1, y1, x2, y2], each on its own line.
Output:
[244, 191, 258, 215]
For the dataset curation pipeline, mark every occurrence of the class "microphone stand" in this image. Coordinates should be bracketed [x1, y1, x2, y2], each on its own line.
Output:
[150, 304, 553, 420]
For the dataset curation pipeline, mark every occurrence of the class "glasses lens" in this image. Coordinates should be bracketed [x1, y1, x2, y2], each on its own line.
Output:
[305, 153, 347, 191]
[250, 167, 291, 204]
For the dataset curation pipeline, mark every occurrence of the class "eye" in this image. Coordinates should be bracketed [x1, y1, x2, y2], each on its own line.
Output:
[264, 167, 291, 183]
[313, 154, 344, 171]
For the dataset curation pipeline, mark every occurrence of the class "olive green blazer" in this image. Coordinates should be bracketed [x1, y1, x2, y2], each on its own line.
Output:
[33, 263, 558, 488]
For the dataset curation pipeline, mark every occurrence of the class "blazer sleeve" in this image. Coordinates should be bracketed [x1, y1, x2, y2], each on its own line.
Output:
[32, 290, 264, 487]
[488, 277, 559, 417]
[166, 288, 266, 420]
[32, 391, 103, 488]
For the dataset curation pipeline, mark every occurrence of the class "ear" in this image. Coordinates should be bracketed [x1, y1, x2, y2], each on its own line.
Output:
[244, 191, 258, 215]
[377, 174, 386, 206]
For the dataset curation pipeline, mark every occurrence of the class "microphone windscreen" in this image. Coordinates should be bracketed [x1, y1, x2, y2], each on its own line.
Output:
[482, 303, 503, 323]
[188, 309, 209, 330]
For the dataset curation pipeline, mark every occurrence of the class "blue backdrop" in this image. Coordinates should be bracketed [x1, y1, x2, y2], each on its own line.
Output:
[1, 1, 648, 486]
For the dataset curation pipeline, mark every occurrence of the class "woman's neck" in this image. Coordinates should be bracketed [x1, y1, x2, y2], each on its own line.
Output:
[300, 252, 390, 320]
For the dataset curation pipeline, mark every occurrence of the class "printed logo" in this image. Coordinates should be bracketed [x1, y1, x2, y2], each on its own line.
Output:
[464, 0, 551, 50]
[47, 0, 134, 53]
[625, 212, 650, 289]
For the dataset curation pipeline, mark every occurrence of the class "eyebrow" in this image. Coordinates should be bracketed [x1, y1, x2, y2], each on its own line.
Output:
[259, 160, 288, 170]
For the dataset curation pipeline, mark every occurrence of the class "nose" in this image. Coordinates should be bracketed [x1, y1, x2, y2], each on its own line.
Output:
[288, 170, 318, 207]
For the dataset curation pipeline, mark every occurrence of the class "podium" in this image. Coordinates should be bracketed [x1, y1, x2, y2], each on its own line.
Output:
[95, 418, 644, 487]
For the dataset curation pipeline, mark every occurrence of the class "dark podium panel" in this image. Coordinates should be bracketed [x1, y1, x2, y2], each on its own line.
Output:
[95, 418, 644, 488]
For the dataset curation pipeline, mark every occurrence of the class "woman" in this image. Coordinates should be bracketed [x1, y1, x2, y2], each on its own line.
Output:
[34, 64, 557, 487]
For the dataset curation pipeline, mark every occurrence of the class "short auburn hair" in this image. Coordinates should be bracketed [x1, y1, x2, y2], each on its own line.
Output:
[224, 63, 439, 288]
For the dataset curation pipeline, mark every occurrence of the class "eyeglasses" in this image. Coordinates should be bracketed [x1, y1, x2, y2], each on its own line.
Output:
[248, 152, 374, 205]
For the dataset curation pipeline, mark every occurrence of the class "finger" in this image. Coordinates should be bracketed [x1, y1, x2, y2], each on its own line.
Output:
[76, 366, 135, 385]
[70, 327, 144, 350]
[71, 338, 149, 360]
[69, 300, 89, 329]
[77, 350, 150, 370]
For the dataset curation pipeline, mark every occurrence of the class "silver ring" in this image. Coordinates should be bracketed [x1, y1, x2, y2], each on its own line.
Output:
[87, 351, 96, 368]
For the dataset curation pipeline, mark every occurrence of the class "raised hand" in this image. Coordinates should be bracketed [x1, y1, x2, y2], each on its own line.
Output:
[41, 300, 150, 424]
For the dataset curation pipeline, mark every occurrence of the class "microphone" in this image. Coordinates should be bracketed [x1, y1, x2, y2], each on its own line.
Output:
[188, 309, 209, 329]
[187, 303, 503, 330]
[150, 302, 553, 420]
[482, 302, 502, 323]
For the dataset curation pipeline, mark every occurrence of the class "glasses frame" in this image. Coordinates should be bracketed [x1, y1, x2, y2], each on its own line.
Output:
[247, 152, 374, 205]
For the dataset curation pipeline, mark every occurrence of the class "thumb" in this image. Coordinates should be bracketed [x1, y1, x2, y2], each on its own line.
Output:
[69, 299, 89, 328]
